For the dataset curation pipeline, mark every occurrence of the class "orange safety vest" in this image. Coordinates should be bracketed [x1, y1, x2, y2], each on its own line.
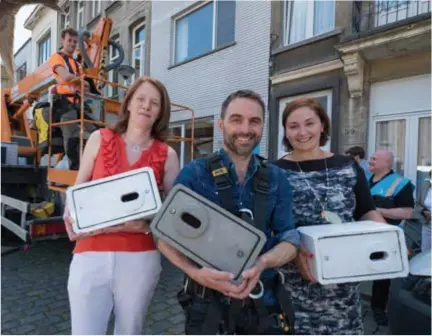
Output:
[49, 52, 83, 99]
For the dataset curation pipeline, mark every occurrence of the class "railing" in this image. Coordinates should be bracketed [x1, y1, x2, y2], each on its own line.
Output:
[352, 0, 431, 34]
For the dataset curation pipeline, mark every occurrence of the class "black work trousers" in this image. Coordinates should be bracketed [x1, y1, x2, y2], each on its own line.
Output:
[371, 279, 391, 310]
[184, 295, 291, 335]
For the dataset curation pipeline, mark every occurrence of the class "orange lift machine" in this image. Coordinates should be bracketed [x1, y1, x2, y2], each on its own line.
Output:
[1, 17, 195, 252]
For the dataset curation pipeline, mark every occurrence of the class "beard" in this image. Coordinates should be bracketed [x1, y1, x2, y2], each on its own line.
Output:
[224, 132, 261, 157]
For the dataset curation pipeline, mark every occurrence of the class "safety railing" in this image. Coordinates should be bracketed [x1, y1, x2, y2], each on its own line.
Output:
[352, 0, 431, 34]
[46, 73, 195, 192]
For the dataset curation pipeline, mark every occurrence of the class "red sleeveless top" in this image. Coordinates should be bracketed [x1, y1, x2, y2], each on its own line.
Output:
[73, 128, 167, 254]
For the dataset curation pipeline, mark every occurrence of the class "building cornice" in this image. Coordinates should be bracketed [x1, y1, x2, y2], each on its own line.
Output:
[270, 59, 343, 85]
[24, 5, 46, 30]
[336, 19, 431, 54]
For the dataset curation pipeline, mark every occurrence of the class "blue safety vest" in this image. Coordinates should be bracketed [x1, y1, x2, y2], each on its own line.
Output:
[370, 172, 412, 198]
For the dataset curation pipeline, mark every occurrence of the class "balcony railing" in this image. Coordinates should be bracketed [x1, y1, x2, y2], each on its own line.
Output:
[352, 0, 431, 34]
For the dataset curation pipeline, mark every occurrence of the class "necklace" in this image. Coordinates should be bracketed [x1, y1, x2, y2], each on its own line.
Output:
[122, 136, 152, 153]
[295, 158, 342, 224]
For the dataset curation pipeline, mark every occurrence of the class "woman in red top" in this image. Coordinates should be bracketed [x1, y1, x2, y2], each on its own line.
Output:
[63, 76, 180, 335]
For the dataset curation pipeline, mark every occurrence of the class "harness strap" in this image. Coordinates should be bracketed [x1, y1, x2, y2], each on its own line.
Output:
[253, 158, 270, 232]
[58, 52, 80, 76]
[58, 52, 100, 95]
[206, 152, 237, 215]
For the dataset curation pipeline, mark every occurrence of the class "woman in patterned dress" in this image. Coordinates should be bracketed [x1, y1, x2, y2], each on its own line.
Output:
[272, 98, 386, 335]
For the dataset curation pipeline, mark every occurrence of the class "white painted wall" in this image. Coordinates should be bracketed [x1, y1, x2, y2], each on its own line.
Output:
[29, 8, 59, 73]
[150, 0, 271, 156]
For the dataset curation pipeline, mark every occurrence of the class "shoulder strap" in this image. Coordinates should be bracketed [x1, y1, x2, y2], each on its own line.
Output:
[252, 158, 269, 232]
[206, 153, 237, 215]
[58, 52, 78, 76]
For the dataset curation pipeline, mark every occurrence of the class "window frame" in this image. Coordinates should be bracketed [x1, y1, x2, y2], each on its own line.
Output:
[15, 62, 27, 82]
[92, 0, 101, 18]
[76, 0, 84, 30]
[277, 89, 333, 159]
[62, 7, 70, 29]
[282, 0, 335, 46]
[37, 33, 51, 66]
[131, 22, 146, 81]
[172, 0, 235, 65]
[107, 36, 120, 98]
[169, 116, 215, 168]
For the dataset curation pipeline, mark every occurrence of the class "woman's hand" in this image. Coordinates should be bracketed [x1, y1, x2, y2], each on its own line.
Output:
[63, 204, 88, 241]
[296, 247, 317, 282]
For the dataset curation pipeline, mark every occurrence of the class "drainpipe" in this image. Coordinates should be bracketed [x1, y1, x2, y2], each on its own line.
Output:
[267, 33, 278, 160]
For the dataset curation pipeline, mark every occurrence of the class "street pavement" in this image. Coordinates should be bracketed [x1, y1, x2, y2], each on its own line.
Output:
[1, 239, 387, 335]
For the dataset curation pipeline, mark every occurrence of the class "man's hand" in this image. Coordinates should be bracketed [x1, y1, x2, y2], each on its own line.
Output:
[422, 210, 431, 221]
[190, 267, 247, 297]
[296, 247, 317, 282]
[226, 259, 266, 300]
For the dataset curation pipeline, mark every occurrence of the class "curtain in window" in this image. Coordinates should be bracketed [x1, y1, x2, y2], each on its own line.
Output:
[175, 18, 188, 63]
[288, 1, 307, 44]
[375, 120, 406, 175]
[314, 0, 335, 35]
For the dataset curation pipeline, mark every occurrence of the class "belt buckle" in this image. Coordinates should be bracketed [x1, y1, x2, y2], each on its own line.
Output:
[198, 284, 206, 299]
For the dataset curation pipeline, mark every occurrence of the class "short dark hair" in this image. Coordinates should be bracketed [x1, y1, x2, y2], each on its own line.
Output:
[61, 28, 78, 39]
[220, 90, 265, 120]
[346, 146, 365, 159]
[281, 98, 331, 152]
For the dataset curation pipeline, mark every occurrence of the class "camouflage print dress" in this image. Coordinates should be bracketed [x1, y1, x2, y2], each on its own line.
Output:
[272, 155, 375, 335]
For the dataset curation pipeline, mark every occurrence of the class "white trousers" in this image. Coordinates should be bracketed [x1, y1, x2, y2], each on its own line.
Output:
[67, 250, 162, 335]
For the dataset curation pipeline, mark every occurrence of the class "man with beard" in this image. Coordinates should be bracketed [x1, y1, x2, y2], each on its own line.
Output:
[157, 90, 300, 335]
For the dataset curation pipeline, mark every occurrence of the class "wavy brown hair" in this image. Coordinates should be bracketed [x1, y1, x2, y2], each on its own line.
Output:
[281, 98, 331, 152]
[111, 76, 171, 141]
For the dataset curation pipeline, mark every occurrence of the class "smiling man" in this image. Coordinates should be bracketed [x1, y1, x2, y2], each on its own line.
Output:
[157, 90, 300, 335]
[48, 27, 96, 170]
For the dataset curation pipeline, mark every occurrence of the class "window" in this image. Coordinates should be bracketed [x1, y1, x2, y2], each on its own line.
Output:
[107, 36, 120, 98]
[77, 0, 84, 30]
[15, 63, 27, 82]
[168, 117, 214, 168]
[283, 0, 335, 45]
[92, 0, 101, 18]
[369, 75, 431, 192]
[278, 90, 332, 158]
[416, 116, 431, 196]
[132, 22, 145, 80]
[174, 0, 235, 64]
[38, 34, 51, 66]
[375, 120, 406, 175]
[62, 7, 70, 29]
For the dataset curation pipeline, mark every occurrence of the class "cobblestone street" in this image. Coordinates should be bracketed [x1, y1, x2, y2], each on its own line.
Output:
[1, 239, 386, 335]
[1, 240, 185, 335]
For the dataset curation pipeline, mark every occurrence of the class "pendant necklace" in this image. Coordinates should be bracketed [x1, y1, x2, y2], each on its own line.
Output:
[295, 158, 342, 224]
[130, 144, 141, 153]
[123, 135, 151, 153]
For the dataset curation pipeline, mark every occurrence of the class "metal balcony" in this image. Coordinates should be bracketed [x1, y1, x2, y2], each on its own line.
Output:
[352, 0, 431, 35]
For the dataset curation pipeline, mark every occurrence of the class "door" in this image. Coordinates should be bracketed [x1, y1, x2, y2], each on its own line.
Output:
[368, 113, 431, 193]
